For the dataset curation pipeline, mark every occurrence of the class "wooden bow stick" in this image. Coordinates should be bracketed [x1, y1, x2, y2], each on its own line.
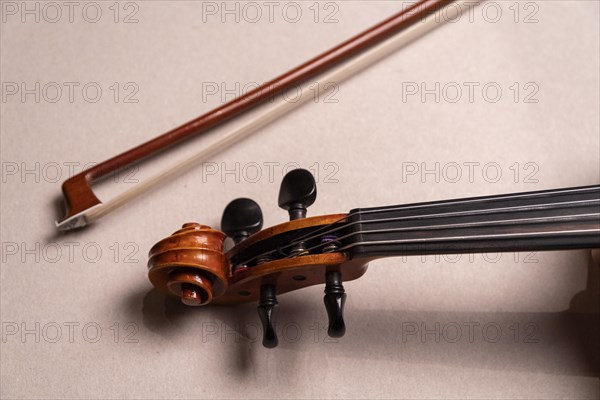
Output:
[56, 0, 470, 231]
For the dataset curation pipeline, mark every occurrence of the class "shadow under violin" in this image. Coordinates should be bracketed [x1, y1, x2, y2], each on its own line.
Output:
[131, 250, 599, 378]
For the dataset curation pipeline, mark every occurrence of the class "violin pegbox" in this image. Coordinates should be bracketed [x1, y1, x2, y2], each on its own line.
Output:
[147, 169, 360, 348]
[220, 197, 279, 348]
[277, 170, 346, 337]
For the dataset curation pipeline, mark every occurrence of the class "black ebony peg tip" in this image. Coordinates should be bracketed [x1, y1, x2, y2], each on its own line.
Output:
[221, 198, 263, 244]
[257, 284, 279, 348]
[323, 271, 346, 338]
[278, 169, 317, 220]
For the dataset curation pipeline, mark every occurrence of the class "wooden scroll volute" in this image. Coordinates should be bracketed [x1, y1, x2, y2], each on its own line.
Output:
[148, 223, 228, 306]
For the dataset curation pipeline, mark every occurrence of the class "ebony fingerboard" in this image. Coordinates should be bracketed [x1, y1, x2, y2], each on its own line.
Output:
[346, 185, 600, 259]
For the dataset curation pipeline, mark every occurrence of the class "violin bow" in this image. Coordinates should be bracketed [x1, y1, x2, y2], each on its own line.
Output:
[56, 0, 469, 231]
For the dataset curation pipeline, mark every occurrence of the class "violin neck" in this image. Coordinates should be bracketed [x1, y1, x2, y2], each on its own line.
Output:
[345, 185, 600, 259]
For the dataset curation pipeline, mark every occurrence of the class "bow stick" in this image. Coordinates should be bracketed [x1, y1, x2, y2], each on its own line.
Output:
[56, 0, 468, 231]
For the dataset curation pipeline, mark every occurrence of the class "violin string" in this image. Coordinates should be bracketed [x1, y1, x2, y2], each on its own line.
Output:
[286, 185, 600, 245]
[337, 228, 600, 252]
[288, 197, 600, 247]
[291, 212, 600, 257]
[286, 198, 599, 258]
[354, 185, 600, 217]
[234, 195, 600, 266]
[237, 198, 600, 266]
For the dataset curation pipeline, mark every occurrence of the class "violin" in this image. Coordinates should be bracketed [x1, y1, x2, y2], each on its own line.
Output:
[147, 169, 600, 348]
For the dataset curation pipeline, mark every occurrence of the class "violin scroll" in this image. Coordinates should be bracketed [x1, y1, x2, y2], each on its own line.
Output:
[147, 223, 228, 306]
[147, 169, 371, 347]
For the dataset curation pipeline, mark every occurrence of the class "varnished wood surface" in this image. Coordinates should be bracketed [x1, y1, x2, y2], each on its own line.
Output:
[147, 214, 372, 305]
[215, 254, 369, 305]
[226, 213, 348, 260]
[148, 223, 229, 301]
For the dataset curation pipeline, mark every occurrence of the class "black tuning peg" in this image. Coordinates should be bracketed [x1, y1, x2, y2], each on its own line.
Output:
[221, 198, 263, 244]
[257, 284, 279, 348]
[278, 169, 317, 220]
[323, 271, 346, 338]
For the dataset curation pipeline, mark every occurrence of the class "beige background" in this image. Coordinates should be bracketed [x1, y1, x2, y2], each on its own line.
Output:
[1, 1, 599, 399]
